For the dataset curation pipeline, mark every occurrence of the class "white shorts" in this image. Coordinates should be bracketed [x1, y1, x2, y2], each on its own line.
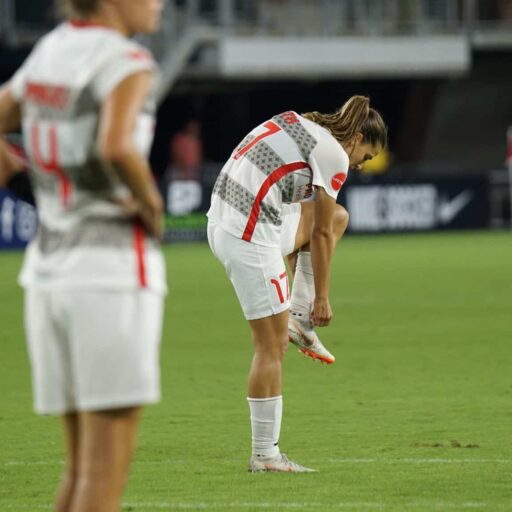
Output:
[24, 288, 164, 415]
[207, 203, 301, 320]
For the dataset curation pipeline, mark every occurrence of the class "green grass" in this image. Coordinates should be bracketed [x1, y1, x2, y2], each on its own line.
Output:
[1, 231, 512, 511]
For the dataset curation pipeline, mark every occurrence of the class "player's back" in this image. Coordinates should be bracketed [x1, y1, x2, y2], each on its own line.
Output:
[208, 111, 346, 247]
[10, 22, 165, 293]
[12, 22, 155, 230]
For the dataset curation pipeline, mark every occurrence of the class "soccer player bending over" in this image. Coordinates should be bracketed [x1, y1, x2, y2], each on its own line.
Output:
[207, 96, 387, 472]
[0, 1, 166, 511]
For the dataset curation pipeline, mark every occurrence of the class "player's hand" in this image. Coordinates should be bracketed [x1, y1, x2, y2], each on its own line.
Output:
[139, 192, 164, 240]
[113, 192, 163, 239]
[311, 297, 332, 327]
[114, 195, 141, 217]
[0, 138, 24, 187]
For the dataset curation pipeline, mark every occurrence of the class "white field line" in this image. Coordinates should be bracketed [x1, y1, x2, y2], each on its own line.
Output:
[4, 457, 512, 467]
[3, 501, 511, 510]
[325, 458, 512, 464]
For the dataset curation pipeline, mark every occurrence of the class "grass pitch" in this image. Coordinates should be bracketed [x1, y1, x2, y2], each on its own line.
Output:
[1, 231, 511, 512]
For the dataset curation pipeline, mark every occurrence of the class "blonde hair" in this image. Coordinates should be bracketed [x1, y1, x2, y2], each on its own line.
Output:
[303, 95, 387, 148]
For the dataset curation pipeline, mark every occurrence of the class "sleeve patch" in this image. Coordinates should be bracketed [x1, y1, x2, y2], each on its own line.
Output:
[330, 173, 347, 191]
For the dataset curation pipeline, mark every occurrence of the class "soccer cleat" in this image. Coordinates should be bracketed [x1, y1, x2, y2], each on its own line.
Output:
[288, 316, 335, 365]
[248, 453, 317, 473]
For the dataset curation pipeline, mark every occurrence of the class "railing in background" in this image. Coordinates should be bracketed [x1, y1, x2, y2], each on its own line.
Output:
[1, 0, 511, 47]
[157, 0, 512, 39]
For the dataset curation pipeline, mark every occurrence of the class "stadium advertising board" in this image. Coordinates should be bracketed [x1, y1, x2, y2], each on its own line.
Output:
[161, 178, 210, 243]
[341, 176, 489, 232]
[0, 175, 492, 249]
[162, 174, 490, 239]
[0, 189, 37, 249]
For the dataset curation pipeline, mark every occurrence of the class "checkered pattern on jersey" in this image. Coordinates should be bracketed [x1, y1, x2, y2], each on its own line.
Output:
[30, 157, 117, 198]
[37, 217, 160, 254]
[213, 172, 281, 226]
[244, 141, 285, 177]
[244, 141, 295, 202]
[272, 112, 318, 159]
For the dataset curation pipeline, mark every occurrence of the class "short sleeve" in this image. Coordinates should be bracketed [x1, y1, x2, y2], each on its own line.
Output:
[8, 34, 48, 101]
[9, 55, 34, 101]
[308, 131, 349, 200]
[91, 44, 156, 101]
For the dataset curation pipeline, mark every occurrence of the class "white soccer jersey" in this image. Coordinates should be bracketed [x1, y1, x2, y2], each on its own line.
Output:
[207, 111, 349, 248]
[9, 21, 166, 293]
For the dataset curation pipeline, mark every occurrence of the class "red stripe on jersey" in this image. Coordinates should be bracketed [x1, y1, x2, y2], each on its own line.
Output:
[241, 161, 310, 242]
[31, 123, 71, 207]
[133, 222, 148, 288]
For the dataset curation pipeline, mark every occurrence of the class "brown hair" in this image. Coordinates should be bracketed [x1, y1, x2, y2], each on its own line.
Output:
[59, 0, 100, 17]
[302, 95, 388, 149]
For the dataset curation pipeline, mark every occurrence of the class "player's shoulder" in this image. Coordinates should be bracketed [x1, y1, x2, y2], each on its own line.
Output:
[313, 123, 348, 161]
[62, 22, 155, 65]
[22, 23, 65, 61]
[302, 119, 349, 170]
[26, 23, 147, 63]
[89, 32, 153, 66]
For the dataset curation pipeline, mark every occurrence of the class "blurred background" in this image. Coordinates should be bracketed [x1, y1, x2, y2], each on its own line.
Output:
[1, 0, 511, 246]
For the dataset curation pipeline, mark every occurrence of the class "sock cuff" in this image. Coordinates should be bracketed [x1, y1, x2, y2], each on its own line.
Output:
[247, 395, 282, 403]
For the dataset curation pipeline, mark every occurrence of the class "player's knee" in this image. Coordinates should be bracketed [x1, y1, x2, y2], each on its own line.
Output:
[260, 334, 288, 361]
[334, 205, 349, 234]
[76, 463, 126, 489]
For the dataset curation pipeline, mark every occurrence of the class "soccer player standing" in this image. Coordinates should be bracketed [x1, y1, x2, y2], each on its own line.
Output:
[207, 97, 387, 472]
[0, 1, 165, 510]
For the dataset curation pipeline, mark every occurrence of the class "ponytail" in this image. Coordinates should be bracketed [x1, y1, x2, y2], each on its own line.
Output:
[303, 95, 387, 149]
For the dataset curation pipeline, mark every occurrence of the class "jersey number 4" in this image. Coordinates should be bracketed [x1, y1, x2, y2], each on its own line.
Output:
[30, 123, 71, 207]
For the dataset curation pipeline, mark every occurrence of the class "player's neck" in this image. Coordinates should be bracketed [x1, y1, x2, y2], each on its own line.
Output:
[75, 11, 132, 37]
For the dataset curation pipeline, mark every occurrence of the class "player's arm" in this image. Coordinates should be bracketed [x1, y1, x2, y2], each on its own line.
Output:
[0, 84, 23, 187]
[97, 71, 163, 238]
[310, 186, 338, 327]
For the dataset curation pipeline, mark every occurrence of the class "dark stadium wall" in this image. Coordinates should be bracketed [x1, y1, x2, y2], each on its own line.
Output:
[421, 51, 512, 173]
[151, 79, 410, 177]
[0, 45, 31, 85]
[153, 48, 512, 177]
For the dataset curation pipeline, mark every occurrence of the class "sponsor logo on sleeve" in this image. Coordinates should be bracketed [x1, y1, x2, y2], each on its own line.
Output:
[331, 173, 347, 191]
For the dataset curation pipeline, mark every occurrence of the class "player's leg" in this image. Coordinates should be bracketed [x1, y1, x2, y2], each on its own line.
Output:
[283, 202, 350, 363]
[70, 407, 141, 512]
[207, 221, 315, 472]
[248, 311, 288, 398]
[55, 413, 79, 512]
[247, 311, 315, 473]
[24, 288, 82, 509]
[247, 311, 287, 461]
[65, 289, 162, 510]
[288, 201, 349, 263]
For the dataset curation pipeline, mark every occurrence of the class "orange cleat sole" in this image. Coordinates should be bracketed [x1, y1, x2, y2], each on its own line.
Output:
[296, 346, 335, 365]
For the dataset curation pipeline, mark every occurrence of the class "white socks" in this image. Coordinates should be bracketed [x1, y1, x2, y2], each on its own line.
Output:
[247, 395, 283, 458]
[290, 251, 314, 324]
